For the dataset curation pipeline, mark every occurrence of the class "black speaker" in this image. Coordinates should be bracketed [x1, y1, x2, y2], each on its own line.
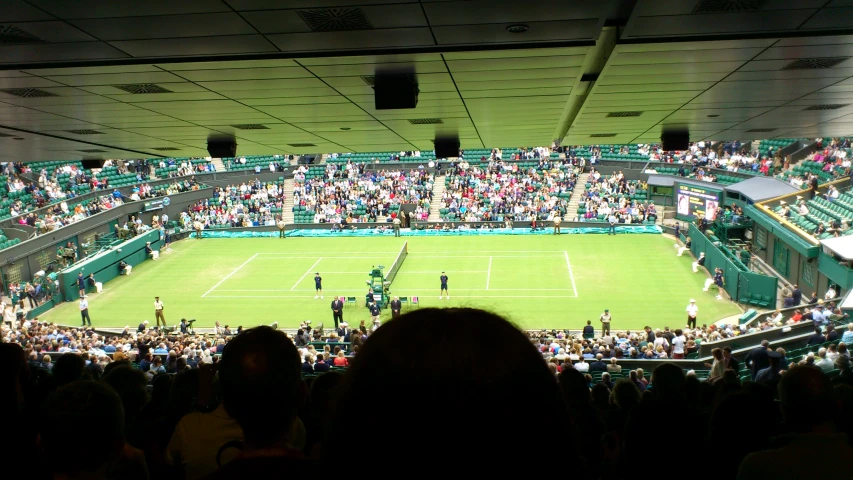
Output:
[661, 129, 689, 151]
[435, 135, 460, 159]
[207, 138, 237, 158]
[81, 159, 105, 169]
[374, 73, 419, 110]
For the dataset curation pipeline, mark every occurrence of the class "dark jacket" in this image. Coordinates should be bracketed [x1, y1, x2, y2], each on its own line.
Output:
[745, 346, 770, 378]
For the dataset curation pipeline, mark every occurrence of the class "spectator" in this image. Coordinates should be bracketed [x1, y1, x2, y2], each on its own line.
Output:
[167, 366, 244, 480]
[814, 348, 834, 372]
[841, 323, 853, 344]
[40, 381, 126, 480]
[738, 366, 853, 479]
[606, 357, 621, 373]
[746, 340, 771, 379]
[206, 326, 308, 479]
[323, 308, 584, 475]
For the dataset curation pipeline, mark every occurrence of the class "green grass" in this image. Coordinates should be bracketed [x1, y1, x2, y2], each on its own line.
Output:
[40, 234, 741, 330]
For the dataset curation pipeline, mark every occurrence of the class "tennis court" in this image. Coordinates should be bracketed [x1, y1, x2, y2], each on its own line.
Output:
[40, 234, 742, 330]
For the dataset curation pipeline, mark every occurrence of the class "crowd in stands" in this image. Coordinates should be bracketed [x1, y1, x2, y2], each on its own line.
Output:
[20, 193, 125, 233]
[440, 156, 576, 222]
[576, 169, 655, 223]
[292, 163, 433, 224]
[779, 137, 853, 190]
[155, 158, 216, 178]
[185, 179, 286, 228]
[3, 307, 853, 479]
[0, 158, 207, 239]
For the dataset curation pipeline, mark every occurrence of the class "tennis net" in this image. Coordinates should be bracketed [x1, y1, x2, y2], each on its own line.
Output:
[386, 241, 408, 285]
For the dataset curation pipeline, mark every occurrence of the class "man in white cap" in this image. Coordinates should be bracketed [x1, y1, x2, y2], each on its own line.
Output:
[79, 295, 91, 327]
[687, 299, 699, 329]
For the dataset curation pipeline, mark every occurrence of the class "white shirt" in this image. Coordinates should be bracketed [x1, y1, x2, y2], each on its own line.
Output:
[154, 300, 164, 310]
[574, 361, 589, 372]
[672, 335, 686, 354]
[79, 299, 88, 311]
[687, 304, 698, 317]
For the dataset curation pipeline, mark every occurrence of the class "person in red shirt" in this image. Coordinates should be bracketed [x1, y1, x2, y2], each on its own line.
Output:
[333, 350, 348, 367]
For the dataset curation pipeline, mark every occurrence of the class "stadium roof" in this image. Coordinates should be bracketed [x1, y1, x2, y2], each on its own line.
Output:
[3, 1, 853, 160]
[723, 176, 800, 203]
[645, 175, 712, 189]
[821, 236, 853, 261]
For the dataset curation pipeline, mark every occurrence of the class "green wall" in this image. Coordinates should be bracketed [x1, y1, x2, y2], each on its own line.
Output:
[59, 230, 161, 302]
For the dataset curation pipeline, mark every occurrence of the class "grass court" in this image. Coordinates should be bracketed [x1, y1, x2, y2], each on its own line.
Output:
[40, 234, 742, 331]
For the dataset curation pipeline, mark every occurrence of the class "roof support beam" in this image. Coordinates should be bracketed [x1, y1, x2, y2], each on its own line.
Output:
[553, 26, 619, 145]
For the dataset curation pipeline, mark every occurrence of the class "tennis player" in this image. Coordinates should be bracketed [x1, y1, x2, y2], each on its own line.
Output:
[439, 272, 449, 299]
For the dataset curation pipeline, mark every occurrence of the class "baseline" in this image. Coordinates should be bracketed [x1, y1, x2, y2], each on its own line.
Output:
[205, 294, 579, 299]
[214, 288, 575, 293]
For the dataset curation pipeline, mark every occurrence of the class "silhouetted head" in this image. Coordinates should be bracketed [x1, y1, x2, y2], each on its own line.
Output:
[219, 326, 304, 448]
[558, 367, 590, 407]
[102, 365, 149, 423]
[51, 353, 86, 387]
[780, 366, 835, 433]
[612, 378, 641, 410]
[326, 308, 576, 470]
[650, 363, 687, 402]
[40, 381, 124, 478]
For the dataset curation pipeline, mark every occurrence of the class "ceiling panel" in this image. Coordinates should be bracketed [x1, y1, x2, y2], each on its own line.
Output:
[68, 13, 258, 41]
[3, 2, 853, 159]
[28, 0, 231, 18]
[110, 35, 279, 57]
[266, 29, 436, 52]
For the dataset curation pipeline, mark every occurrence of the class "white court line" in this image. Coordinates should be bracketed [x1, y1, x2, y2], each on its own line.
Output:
[256, 250, 570, 254]
[297, 270, 489, 274]
[215, 288, 573, 292]
[257, 251, 401, 255]
[564, 251, 578, 297]
[414, 250, 571, 253]
[486, 256, 492, 290]
[290, 258, 323, 291]
[201, 253, 259, 298]
[206, 295, 578, 299]
[397, 271, 489, 274]
[248, 255, 564, 259]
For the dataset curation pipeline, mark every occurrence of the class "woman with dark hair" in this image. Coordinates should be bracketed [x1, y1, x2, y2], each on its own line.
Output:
[324, 308, 587, 476]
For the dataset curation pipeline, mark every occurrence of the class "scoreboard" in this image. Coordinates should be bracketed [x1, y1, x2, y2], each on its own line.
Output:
[675, 183, 721, 222]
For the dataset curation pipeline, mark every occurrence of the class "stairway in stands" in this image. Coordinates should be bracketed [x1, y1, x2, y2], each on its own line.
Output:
[565, 172, 591, 220]
[428, 175, 447, 221]
[211, 158, 226, 172]
[282, 178, 295, 224]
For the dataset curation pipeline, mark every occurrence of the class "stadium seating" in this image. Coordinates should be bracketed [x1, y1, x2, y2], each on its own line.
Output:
[292, 167, 432, 224]
[756, 138, 800, 158]
[440, 160, 574, 221]
[191, 180, 286, 228]
[222, 155, 288, 171]
[153, 158, 215, 178]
